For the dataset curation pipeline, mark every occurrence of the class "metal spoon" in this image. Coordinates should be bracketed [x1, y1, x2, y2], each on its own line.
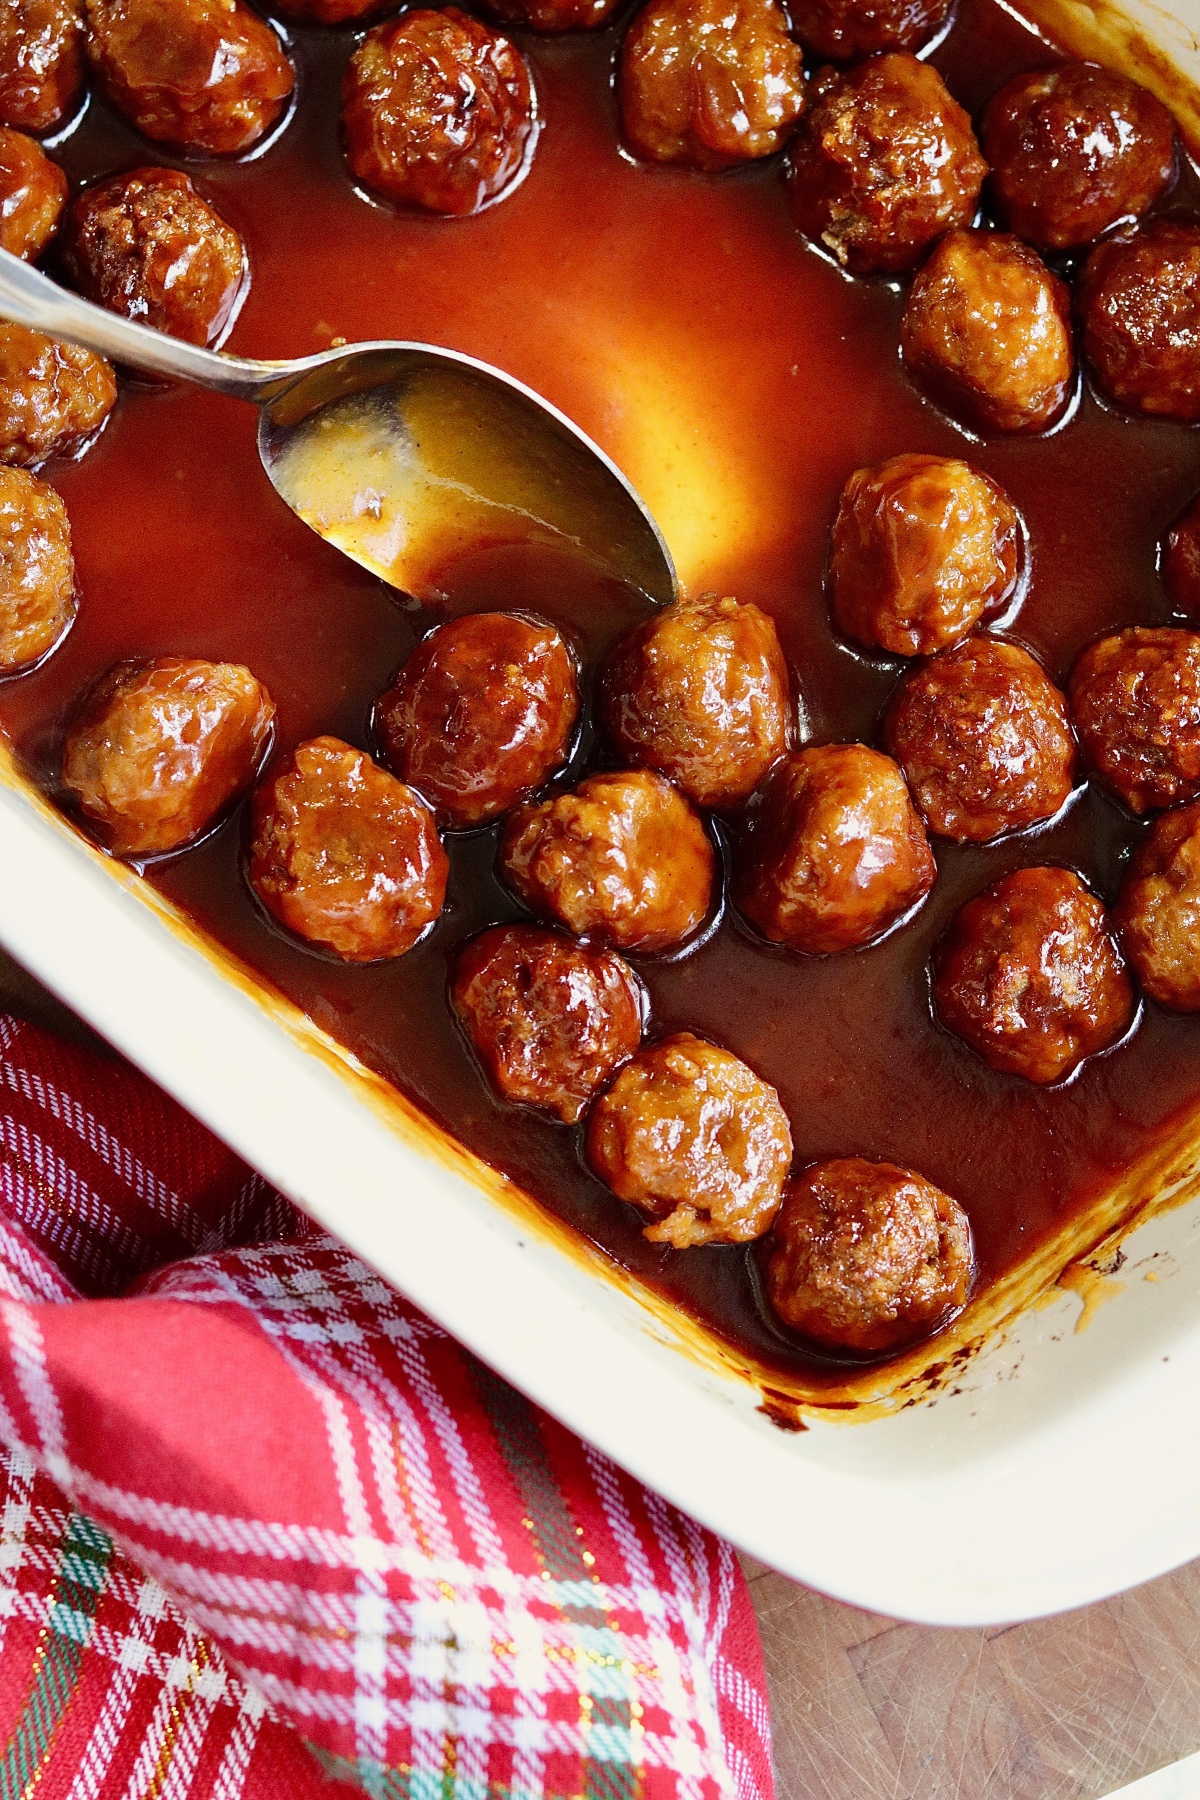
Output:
[0, 247, 677, 608]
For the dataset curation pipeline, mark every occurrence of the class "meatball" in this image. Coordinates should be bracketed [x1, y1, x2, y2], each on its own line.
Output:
[1163, 490, 1200, 619]
[499, 769, 714, 953]
[900, 228, 1075, 434]
[1068, 627, 1200, 814]
[268, 0, 381, 24]
[85, 0, 294, 158]
[0, 0, 85, 135]
[736, 744, 935, 954]
[58, 169, 246, 349]
[62, 656, 275, 858]
[788, 0, 949, 60]
[0, 323, 115, 467]
[932, 866, 1134, 1083]
[0, 465, 73, 671]
[452, 924, 643, 1122]
[618, 0, 805, 172]
[1114, 801, 1200, 1011]
[342, 10, 536, 217]
[600, 594, 792, 810]
[376, 613, 578, 831]
[884, 638, 1077, 842]
[485, 0, 620, 29]
[764, 1158, 973, 1353]
[1078, 221, 1200, 421]
[830, 453, 1021, 657]
[982, 62, 1175, 252]
[586, 1031, 792, 1247]
[788, 55, 985, 277]
[248, 737, 447, 962]
[0, 128, 65, 260]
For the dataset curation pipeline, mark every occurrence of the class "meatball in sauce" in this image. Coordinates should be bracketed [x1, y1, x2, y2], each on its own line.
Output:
[1068, 627, 1200, 814]
[789, 0, 950, 62]
[0, 465, 74, 672]
[0, 323, 115, 467]
[1163, 492, 1200, 619]
[1115, 801, 1200, 1012]
[486, 0, 621, 29]
[0, 128, 65, 260]
[1079, 221, 1200, 421]
[0, 0, 85, 135]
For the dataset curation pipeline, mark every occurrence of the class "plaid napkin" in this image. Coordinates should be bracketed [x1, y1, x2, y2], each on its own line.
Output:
[0, 1012, 774, 1799]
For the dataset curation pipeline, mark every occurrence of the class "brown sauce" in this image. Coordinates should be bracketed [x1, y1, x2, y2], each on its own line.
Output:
[2, 0, 1200, 1376]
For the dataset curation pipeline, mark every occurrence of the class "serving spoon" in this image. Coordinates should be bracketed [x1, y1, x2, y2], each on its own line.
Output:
[0, 247, 677, 609]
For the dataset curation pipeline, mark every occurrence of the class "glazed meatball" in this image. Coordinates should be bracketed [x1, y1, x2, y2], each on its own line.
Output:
[62, 656, 275, 857]
[499, 769, 714, 953]
[932, 866, 1134, 1083]
[736, 744, 935, 954]
[884, 638, 1077, 842]
[1068, 627, 1200, 813]
[248, 737, 447, 962]
[788, 55, 985, 277]
[58, 169, 246, 349]
[764, 1158, 973, 1353]
[85, 0, 294, 157]
[619, 0, 805, 172]
[1114, 801, 1200, 1011]
[1078, 221, 1200, 421]
[0, 0, 85, 134]
[982, 63, 1175, 252]
[0, 323, 115, 467]
[900, 229, 1075, 434]
[831, 453, 1021, 657]
[486, 0, 620, 29]
[452, 924, 643, 1122]
[269, 0, 381, 24]
[376, 612, 579, 830]
[788, 0, 948, 60]
[0, 465, 73, 671]
[0, 129, 65, 259]
[1163, 490, 1200, 618]
[342, 10, 536, 217]
[600, 594, 792, 810]
[586, 1031, 792, 1247]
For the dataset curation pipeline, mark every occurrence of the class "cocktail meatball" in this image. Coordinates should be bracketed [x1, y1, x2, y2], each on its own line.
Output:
[1114, 801, 1200, 1011]
[58, 169, 246, 349]
[619, 0, 805, 172]
[831, 453, 1020, 657]
[0, 465, 73, 671]
[342, 10, 536, 216]
[499, 769, 714, 953]
[376, 612, 579, 830]
[486, 0, 620, 28]
[600, 594, 792, 810]
[269, 0, 380, 24]
[0, 323, 115, 467]
[764, 1158, 973, 1353]
[85, 0, 294, 157]
[932, 865, 1134, 1083]
[452, 924, 643, 1122]
[788, 55, 985, 276]
[0, 0, 85, 134]
[586, 1031, 792, 1247]
[248, 736, 447, 962]
[1078, 221, 1200, 420]
[884, 637, 1076, 842]
[62, 655, 275, 857]
[900, 229, 1075, 434]
[1068, 627, 1200, 813]
[0, 129, 65, 259]
[1163, 491, 1200, 618]
[789, 0, 949, 60]
[736, 744, 935, 953]
[981, 62, 1175, 251]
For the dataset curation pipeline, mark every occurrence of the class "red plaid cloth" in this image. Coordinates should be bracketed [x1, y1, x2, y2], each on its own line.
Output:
[0, 1012, 774, 1799]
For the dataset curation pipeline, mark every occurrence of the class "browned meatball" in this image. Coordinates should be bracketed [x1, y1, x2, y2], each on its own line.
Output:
[788, 55, 985, 277]
[248, 737, 447, 963]
[0, 465, 73, 670]
[884, 638, 1077, 842]
[269, 0, 381, 24]
[0, 0, 85, 134]
[452, 924, 643, 1122]
[0, 128, 64, 259]
[486, 0, 620, 28]
[586, 1032, 792, 1247]
[500, 769, 714, 953]
[0, 323, 115, 467]
[1163, 490, 1200, 619]
[600, 594, 792, 810]
[85, 0, 294, 158]
[764, 1158, 973, 1353]
[376, 612, 579, 830]
[932, 866, 1134, 1083]
[1079, 221, 1200, 421]
[900, 229, 1075, 434]
[58, 169, 246, 349]
[62, 656, 275, 858]
[789, 0, 948, 60]
[342, 10, 536, 217]
[736, 744, 935, 954]
[1068, 627, 1200, 814]
[831, 453, 1021, 657]
[619, 0, 805, 172]
[1114, 801, 1200, 1011]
